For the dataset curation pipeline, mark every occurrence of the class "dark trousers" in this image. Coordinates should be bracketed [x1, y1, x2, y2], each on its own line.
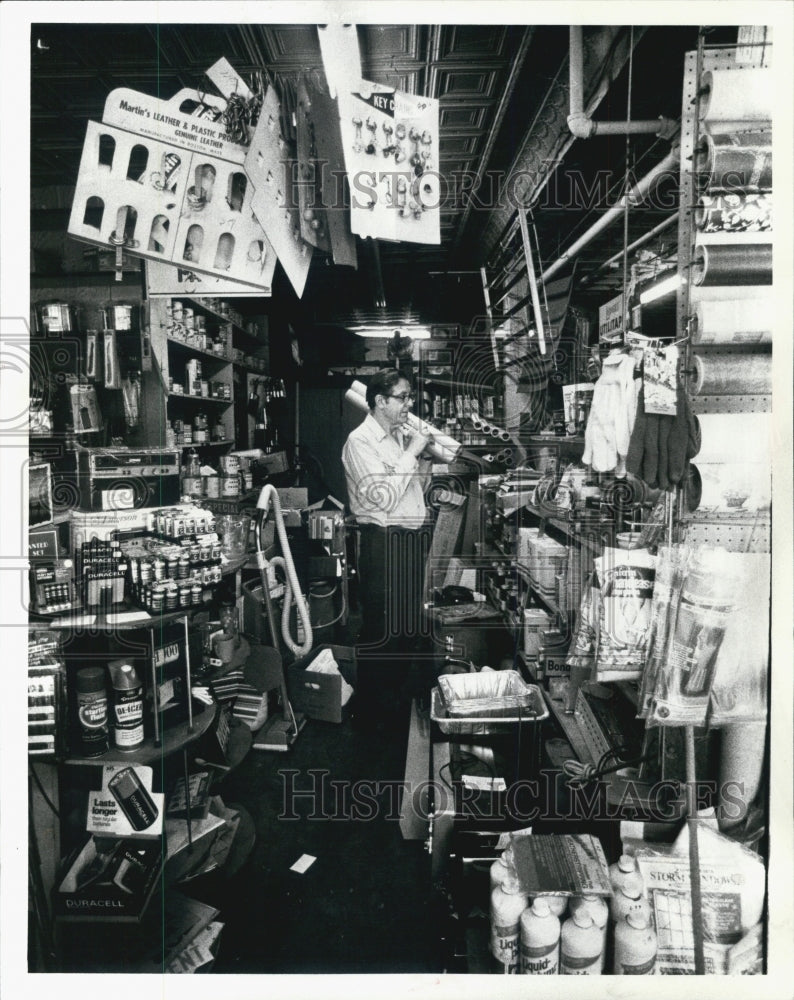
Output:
[355, 524, 434, 719]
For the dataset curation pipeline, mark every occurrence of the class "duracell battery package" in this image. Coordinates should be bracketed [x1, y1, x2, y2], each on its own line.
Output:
[86, 763, 164, 840]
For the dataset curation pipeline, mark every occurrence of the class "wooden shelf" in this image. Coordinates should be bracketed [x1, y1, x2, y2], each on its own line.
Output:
[180, 439, 234, 449]
[31, 606, 191, 632]
[167, 337, 232, 364]
[168, 393, 232, 405]
[64, 701, 217, 766]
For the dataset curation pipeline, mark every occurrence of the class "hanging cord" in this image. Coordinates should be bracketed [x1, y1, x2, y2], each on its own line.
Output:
[255, 484, 313, 657]
[621, 27, 635, 330]
[562, 742, 652, 789]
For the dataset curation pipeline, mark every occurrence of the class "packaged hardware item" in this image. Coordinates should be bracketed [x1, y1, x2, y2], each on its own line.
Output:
[650, 547, 739, 726]
[593, 547, 656, 682]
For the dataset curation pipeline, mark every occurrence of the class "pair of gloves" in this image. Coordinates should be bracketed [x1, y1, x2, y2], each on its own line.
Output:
[626, 380, 701, 490]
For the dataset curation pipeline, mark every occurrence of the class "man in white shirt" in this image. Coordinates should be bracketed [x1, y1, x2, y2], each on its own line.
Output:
[342, 369, 434, 732]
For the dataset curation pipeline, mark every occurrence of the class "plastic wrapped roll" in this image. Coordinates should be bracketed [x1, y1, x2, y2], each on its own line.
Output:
[699, 68, 772, 131]
[692, 297, 772, 345]
[695, 130, 772, 192]
[690, 353, 771, 397]
[345, 381, 460, 463]
[695, 193, 772, 234]
[692, 243, 772, 286]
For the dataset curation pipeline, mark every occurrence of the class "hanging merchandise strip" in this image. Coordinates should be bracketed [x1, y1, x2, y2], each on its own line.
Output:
[244, 86, 313, 299]
[294, 76, 331, 254]
[691, 243, 772, 286]
[694, 130, 772, 192]
[695, 192, 771, 234]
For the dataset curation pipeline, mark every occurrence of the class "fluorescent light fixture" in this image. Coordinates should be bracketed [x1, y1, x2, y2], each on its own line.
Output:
[640, 272, 681, 305]
[351, 326, 432, 339]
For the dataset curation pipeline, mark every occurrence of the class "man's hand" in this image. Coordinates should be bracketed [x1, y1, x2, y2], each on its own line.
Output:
[404, 425, 434, 458]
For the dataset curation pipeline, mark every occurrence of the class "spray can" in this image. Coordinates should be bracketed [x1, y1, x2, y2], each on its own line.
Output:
[490, 874, 528, 972]
[570, 894, 609, 969]
[76, 667, 109, 757]
[519, 897, 560, 975]
[613, 911, 657, 975]
[108, 660, 144, 750]
[560, 908, 603, 975]
[609, 872, 651, 925]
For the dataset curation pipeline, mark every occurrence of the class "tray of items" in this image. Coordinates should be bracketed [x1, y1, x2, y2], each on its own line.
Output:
[431, 670, 548, 736]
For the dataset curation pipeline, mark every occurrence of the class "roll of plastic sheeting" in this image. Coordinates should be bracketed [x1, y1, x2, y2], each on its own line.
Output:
[695, 130, 772, 192]
[695, 193, 772, 234]
[692, 298, 772, 345]
[699, 68, 772, 130]
[691, 353, 771, 397]
[695, 413, 771, 513]
[692, 243, 772, 286]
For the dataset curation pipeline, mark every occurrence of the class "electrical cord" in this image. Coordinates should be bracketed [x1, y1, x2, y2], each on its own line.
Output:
[562, 743, 652, 789]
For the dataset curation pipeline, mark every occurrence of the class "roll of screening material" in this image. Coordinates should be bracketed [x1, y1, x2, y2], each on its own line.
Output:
[690, 352, 771, 397]
[692, 243, 772, 286]
[695, 192, 772, 234]
[345, 381, 461, 464]
[699, 68, 772, 132]
[694, 130, 772, 192]
[692, 297, 772, 345]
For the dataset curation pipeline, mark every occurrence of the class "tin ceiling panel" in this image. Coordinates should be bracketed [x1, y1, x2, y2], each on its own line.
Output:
[439, 25, 510, 60]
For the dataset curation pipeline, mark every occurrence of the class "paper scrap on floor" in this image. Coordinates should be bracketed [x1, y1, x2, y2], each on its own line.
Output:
[307, 648, 354, 705]
[290, 854, 316, 874]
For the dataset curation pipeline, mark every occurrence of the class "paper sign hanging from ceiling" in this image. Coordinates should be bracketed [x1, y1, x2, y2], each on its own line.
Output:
[337, 80, 440, 245]
[317, 23, 362, 101]
[244, 86, 314, 298]
[67, 85, 277, 293]
[145, 259, 272, 298]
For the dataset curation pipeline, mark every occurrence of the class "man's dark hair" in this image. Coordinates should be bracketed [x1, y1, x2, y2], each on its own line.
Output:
[365, 368, 411, 410]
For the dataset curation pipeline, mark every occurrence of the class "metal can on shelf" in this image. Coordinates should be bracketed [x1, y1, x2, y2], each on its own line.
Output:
[221, 474, 240, 498]
[205, 475, 221, 498]
[539, 629, 569, 680]
[219, 454, 239, 476]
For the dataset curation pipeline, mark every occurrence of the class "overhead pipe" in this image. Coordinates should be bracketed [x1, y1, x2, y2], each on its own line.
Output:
[567, 26, 677, 140]
[541, 146, 680, 284]
[581, 211, 679, 284]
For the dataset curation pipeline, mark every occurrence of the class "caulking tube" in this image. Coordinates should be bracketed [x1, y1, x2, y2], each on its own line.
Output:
[346, 380, 461, 464]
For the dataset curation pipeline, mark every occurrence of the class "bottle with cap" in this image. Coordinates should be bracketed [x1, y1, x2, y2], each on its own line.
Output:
[490, 873, 529, 972]
[108, 660, 145, 750]
[613, 910, 657, 975]
[609, 853, 639, 897]
[560, 908, 603, 975]
[569, 894, 609, 969]
[609, 872, 651, 925]
[489, 849, 514, 892]
[519, 897, 560, 975]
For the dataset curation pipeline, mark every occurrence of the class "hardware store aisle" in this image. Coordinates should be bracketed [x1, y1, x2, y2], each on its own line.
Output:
[196, 710, 444, 975]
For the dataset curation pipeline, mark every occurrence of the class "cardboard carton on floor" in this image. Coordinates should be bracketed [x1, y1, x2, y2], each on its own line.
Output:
[287, 645, 356, 724]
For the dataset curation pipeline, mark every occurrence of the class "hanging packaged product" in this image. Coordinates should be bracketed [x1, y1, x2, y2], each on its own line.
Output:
[108, 660, 145, 750]
[67, 75, 277, 292]
[650, 546, 739, 726]
[335, 78, 440, 245]
[592, 547, 656, 682]
[638, 544, 690, 719]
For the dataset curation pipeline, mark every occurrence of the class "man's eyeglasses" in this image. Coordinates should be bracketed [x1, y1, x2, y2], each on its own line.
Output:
[389, 392, 415, 403]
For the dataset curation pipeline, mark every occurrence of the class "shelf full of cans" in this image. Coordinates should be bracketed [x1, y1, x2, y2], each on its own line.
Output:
[125, 505, 225, 613]
[167, 355, 232, 401]
[165, 298, 269, 373]
[181, 451, 254, 501]
[75, 505, 225, 615]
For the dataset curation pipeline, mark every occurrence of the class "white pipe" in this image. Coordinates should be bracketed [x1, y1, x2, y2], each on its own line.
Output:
[541, 146, 679, 284]
[346, 380, 461, 463]
[255, 484, 313, 657]
[567, 26, 676, 140]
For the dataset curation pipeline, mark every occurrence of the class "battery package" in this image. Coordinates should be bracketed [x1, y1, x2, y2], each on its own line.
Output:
[86, 763, 164, 840]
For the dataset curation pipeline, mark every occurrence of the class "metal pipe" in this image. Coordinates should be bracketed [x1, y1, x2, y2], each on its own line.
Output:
[567, 27, 676, 140]
[541, 146, 679, 284]
[582, 212, 679, 284]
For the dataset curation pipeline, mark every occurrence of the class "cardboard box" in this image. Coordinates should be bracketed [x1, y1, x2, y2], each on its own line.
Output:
[54, 836, 163, 923]
[287, 644, 356, 724]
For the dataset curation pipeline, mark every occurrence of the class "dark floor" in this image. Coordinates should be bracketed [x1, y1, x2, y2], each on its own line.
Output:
[188, 706, 444, 975]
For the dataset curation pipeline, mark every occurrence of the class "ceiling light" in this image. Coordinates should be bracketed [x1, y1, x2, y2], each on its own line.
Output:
[639, 272, 681, 305]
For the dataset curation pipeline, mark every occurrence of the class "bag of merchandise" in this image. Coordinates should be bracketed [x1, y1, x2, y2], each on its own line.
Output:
[650, 547, 740, 726]
[593, 548, 656, 682]
[638, 544, 690, 719]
